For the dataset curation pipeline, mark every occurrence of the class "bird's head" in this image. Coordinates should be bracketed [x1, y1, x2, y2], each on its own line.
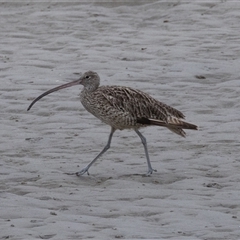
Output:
[27, 71, 100, 111]
[80, 71, 100, 91]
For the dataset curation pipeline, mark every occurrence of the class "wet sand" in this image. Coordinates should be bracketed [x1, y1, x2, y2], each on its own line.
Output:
[1, 2, 240, 239]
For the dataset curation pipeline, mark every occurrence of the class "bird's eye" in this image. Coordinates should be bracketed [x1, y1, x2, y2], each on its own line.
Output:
[85, 75, 90, 79]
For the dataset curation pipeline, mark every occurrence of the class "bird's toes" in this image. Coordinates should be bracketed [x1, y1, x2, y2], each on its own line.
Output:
[75, 167, 90, 176]
[146, 168, 157, 176]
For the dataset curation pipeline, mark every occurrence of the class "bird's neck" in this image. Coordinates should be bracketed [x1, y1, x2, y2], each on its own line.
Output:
[83, 83, 99, 93]
[81, 85, 98, 95]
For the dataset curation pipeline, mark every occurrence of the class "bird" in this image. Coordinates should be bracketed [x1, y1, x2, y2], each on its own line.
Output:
[27, 71, 198, 176]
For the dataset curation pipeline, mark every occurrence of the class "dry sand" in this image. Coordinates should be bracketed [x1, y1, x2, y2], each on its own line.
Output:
[1, 1, 240, 239]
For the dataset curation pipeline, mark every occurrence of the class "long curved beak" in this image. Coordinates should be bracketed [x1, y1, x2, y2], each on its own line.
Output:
[27, 78, 82, 111]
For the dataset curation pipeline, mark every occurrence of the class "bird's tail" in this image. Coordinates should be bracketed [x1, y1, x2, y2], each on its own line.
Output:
[137, 116, 198, 138]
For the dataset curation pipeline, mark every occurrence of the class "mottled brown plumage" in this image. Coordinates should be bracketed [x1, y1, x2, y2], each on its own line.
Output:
[28, 71, 197, 176]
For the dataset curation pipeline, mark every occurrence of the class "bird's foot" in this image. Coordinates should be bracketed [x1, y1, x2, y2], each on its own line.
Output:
[76, 167, 90, 176]
[146, 168, 157, 176]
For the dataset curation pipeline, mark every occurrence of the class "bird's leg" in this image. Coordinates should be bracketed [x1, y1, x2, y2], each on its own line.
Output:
[134, 129, 157, 176]
[76, 127, 115, 176]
